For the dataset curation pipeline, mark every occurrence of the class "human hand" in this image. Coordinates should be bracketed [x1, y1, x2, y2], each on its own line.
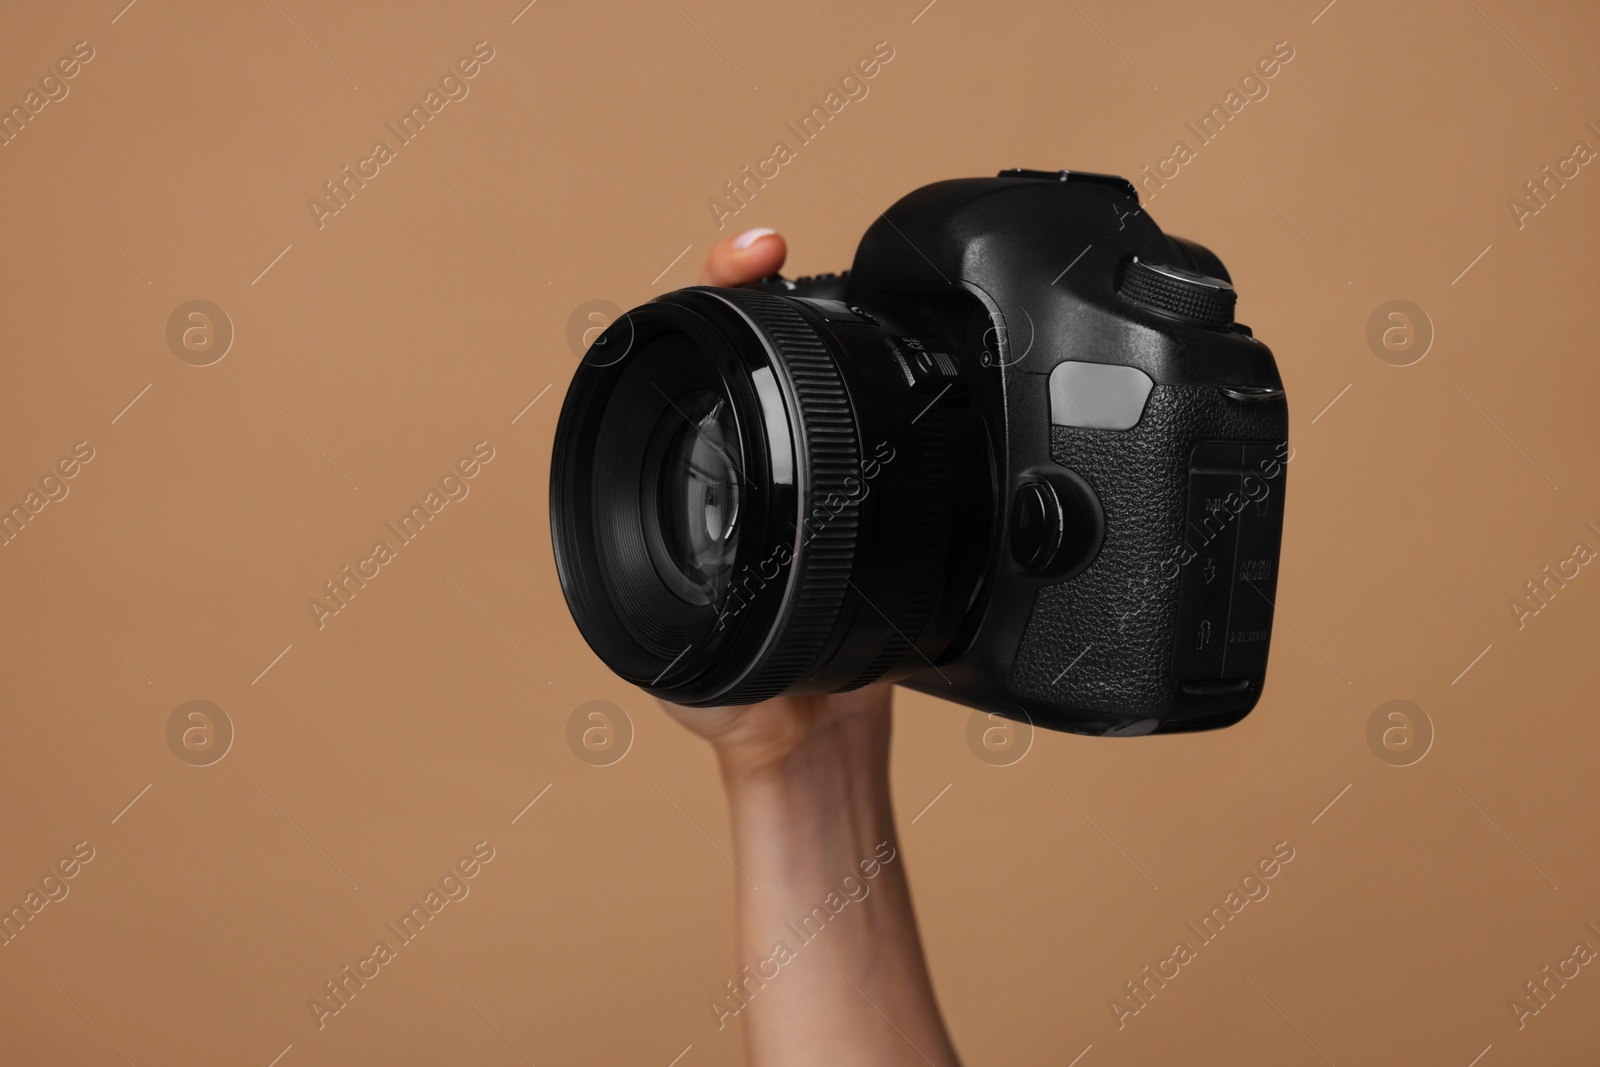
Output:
[650, 227, 954, 1063]
[654, 227, 895, 783]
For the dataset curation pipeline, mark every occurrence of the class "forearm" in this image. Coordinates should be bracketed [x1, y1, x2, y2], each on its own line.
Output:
[715, 709, 960, 1067]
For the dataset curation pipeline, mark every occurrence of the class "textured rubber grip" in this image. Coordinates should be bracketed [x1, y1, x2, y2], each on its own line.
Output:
[1009, 383, 1286, 722]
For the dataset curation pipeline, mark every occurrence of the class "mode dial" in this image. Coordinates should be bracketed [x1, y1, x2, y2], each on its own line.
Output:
[1118, 258, 1236, 330]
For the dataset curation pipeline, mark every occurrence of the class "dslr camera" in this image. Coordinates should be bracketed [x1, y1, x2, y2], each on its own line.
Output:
[550, 169, 1288, 735]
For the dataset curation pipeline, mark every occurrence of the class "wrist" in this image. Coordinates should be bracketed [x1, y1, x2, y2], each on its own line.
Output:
[717, 705, 896, 881]
[716, 701, 891, 800]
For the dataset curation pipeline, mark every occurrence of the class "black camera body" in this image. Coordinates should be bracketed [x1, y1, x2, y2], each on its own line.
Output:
[550, 170, 1288, 735]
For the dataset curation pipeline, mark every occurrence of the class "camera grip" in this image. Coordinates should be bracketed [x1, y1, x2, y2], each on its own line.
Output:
[1008, 383, 1288, 729]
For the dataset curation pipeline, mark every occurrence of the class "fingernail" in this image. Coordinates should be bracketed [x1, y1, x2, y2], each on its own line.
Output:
[732, 227, 776, 251]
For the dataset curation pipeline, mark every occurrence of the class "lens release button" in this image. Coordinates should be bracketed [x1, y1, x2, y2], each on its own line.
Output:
[1011, 482, 1064, 572]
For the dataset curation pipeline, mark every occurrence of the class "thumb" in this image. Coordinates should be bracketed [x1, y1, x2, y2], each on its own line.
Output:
[699, 228, 787, 286]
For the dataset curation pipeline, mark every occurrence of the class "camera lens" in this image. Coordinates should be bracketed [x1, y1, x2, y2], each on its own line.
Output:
[550, 286, 993, 706]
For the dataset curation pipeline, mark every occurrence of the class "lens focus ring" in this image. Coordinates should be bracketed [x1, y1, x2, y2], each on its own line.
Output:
[711, 288, 862, 704]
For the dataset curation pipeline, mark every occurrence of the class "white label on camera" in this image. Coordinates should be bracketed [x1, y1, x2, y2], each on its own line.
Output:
[1048, 361, 1153, 431]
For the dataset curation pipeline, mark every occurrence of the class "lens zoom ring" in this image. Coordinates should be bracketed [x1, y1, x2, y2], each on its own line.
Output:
[715, 288, 860, 704]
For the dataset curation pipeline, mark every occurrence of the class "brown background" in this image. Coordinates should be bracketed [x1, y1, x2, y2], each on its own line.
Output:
[2, 0, 1598, 1064]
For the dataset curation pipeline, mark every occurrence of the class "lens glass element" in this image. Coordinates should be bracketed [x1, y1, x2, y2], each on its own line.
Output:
[655, 392, 741, 605]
